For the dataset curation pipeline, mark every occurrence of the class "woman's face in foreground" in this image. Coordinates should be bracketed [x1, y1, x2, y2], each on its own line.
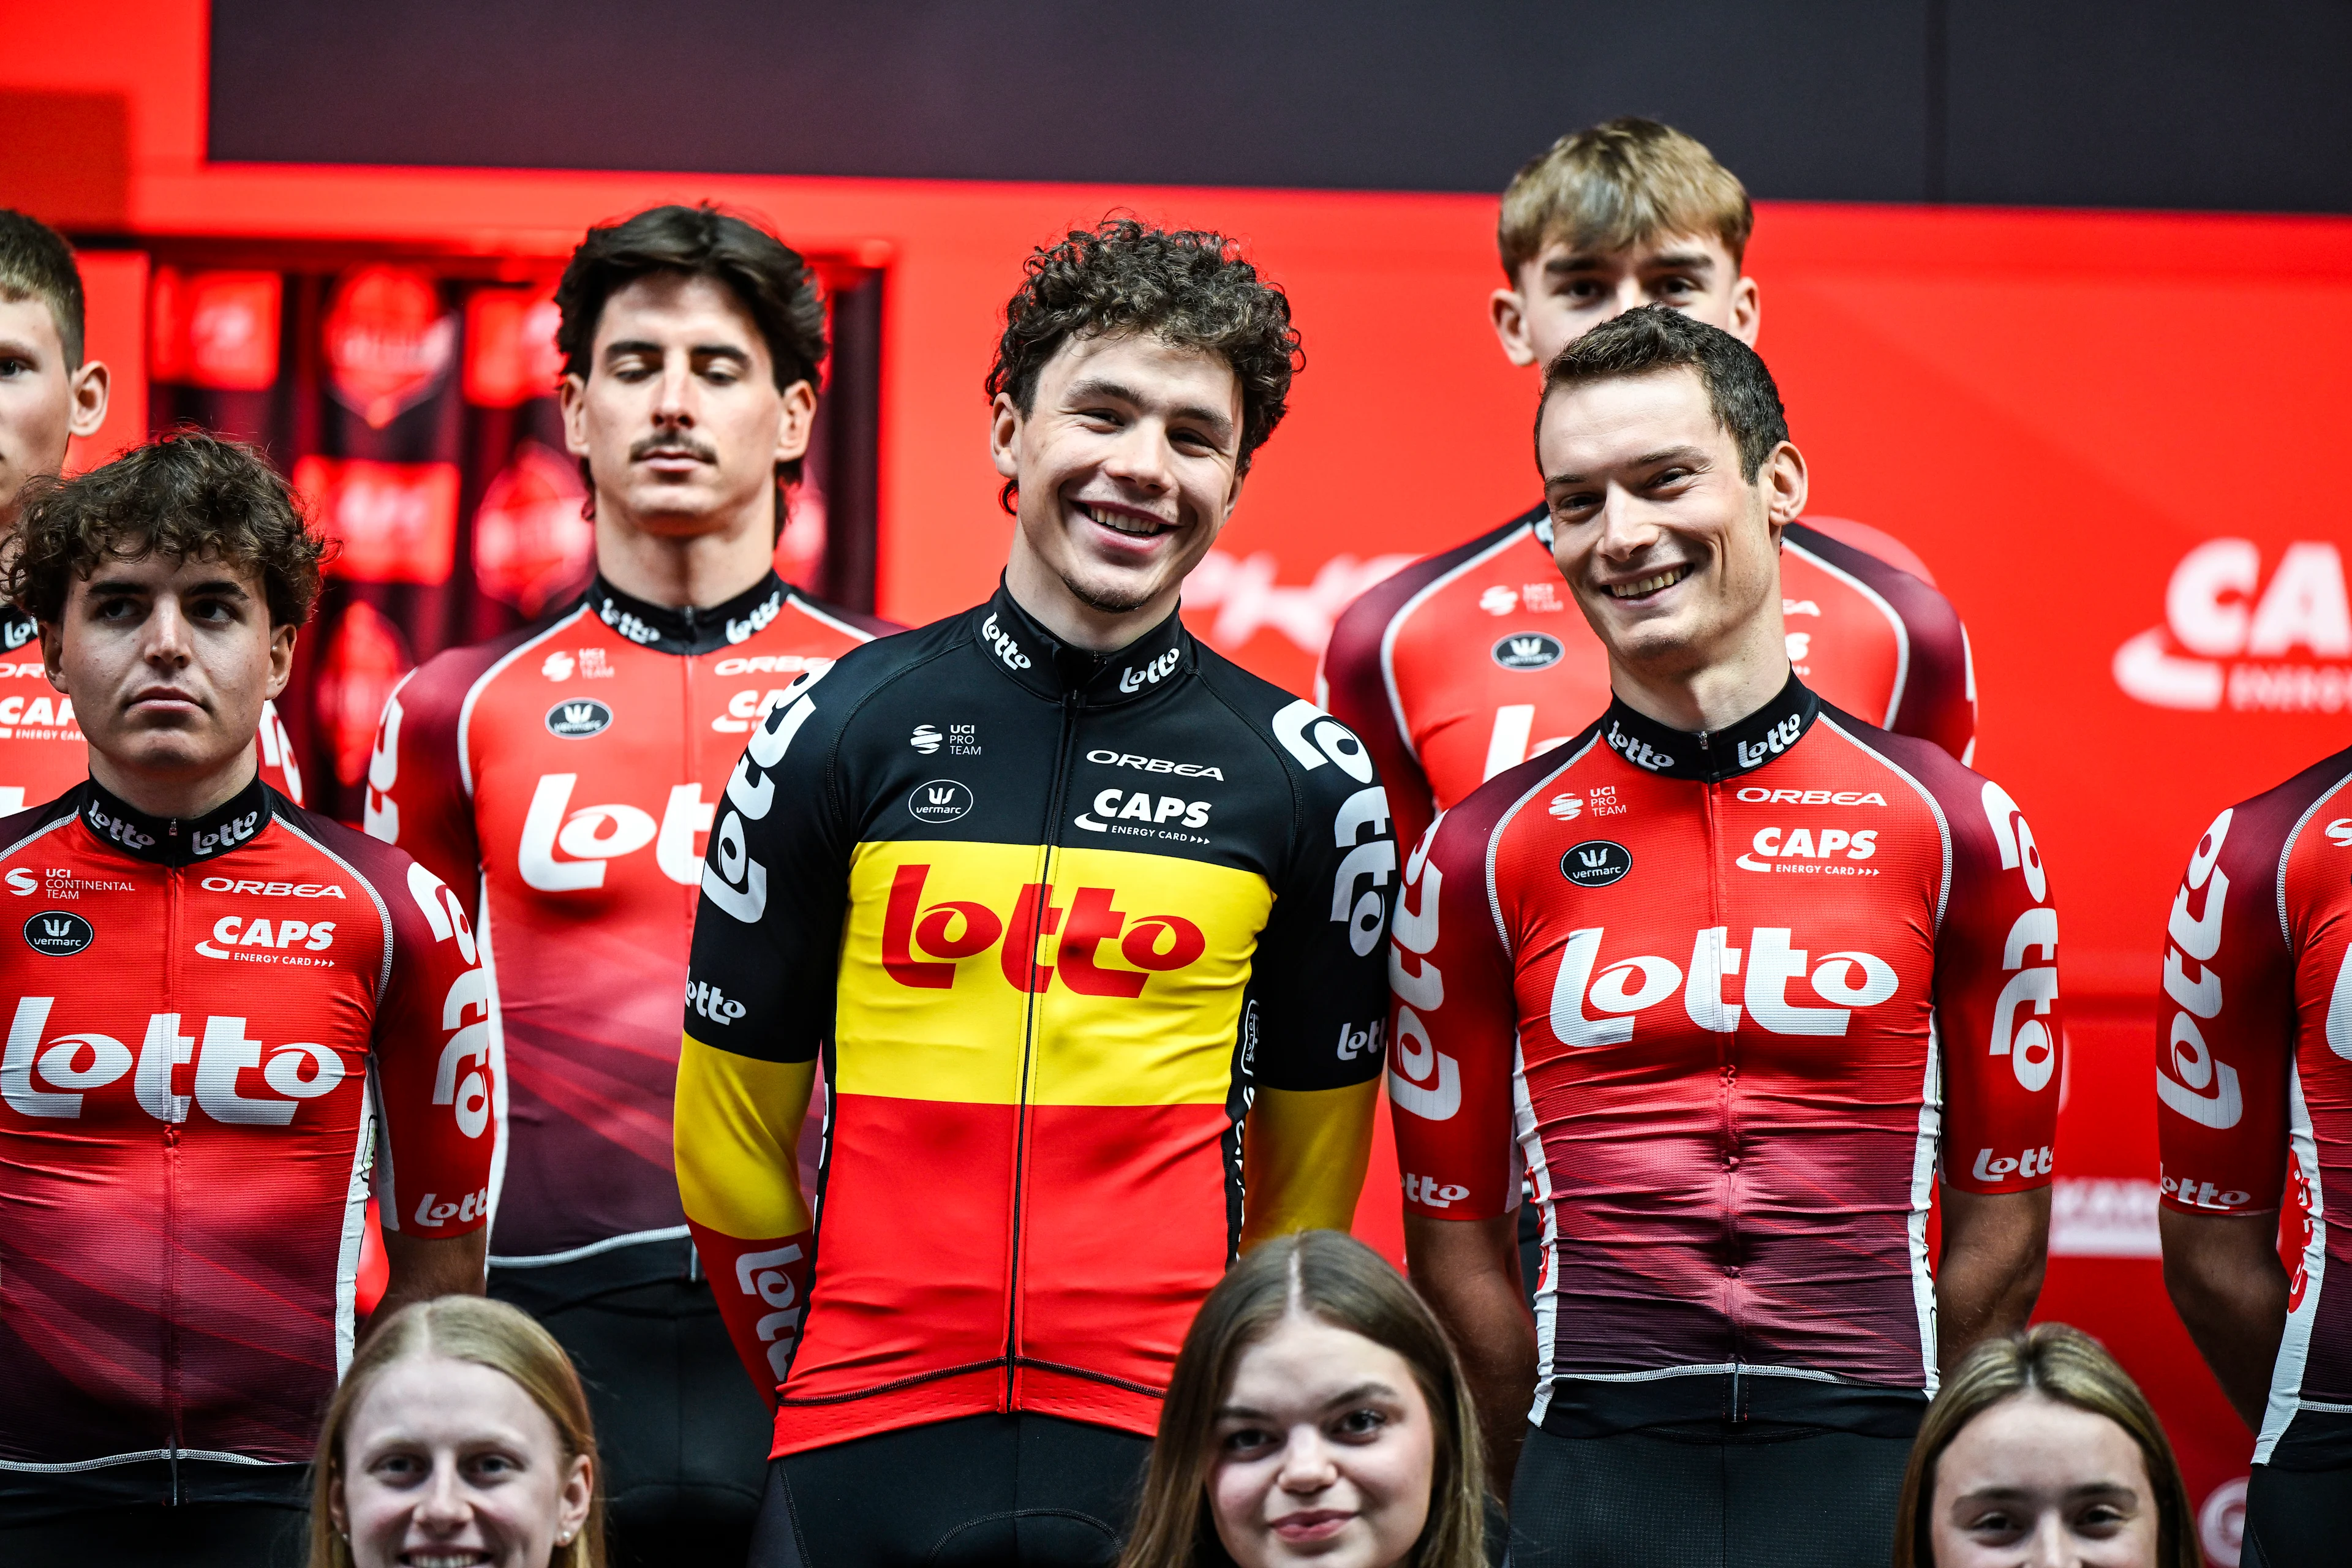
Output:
[1931, 1390, 2160, 1568]
[334, 1351, 593, 1568]
[1209, 1313, 1438, 1568]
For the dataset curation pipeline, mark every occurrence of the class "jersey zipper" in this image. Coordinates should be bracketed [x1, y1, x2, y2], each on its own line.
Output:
[162, 843, 184, 1499]
[1695, 731, 1749, 1417]
[1003, 686, 1084, 1409]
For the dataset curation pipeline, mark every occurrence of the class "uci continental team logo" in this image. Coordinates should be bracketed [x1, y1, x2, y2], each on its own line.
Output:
[545, 699, 614, 738]
[23, 910, 94, 956]
[1561, 840, 1632, 889]
[908, 780, 974, 824]
[1491, 633, 1564, 671]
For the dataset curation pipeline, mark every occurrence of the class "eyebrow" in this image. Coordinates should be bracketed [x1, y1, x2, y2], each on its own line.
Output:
[1955, 1482, 2139, 1504]
[0, 335, 46, 361]
[1544, 445, 1714, 487]
[1214, 1381, 1400, 1422]
[1063, 377, 1236, 444]
[1545, 250, 1717, 277]
[600, 339, 753, 365]
[85, 576, 251, 600]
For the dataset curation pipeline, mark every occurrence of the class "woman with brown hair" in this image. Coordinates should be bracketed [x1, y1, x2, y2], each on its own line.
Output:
[307, 1295, 605, 1568]
[1118, 1229, 1486, 1568]
[1894, 1323, 2198, 1568]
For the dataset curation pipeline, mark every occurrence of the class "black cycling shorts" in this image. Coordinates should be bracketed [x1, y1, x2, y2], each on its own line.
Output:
[2243, 1463, 2352, 1568]
[748, 1412, 1152, 1568]
[492, 1268, 772, 1568]
[1508, 1420, 1910, 1568]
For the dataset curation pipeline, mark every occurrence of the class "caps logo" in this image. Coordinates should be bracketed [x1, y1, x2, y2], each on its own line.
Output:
[545, 699, 614, 739]
[2117, 539, 2352, 712]
[1561, 840, 1632, 888]
[1492, 633, 1564, 671]
[908, 780, 975, 824]
[23, 911, 92, 956]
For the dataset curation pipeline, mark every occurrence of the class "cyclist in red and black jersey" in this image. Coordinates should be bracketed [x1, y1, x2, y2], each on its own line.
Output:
[0, 435, 492, 1568]
[366, 206, 894, 1568]
[1395, 309, 2052, 1567]
[0, 211, 304, 809]
[2158, 752, 2352, 1564]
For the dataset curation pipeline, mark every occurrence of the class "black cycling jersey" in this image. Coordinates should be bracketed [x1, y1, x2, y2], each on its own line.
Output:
[678, 582, 1393, 1466]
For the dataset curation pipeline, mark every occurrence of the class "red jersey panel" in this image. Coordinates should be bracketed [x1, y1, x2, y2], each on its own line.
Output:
[0, 777, 490, 1493]
[2155, 745, 2352, 1466]
[1390, 679, 2056, 1424]
[366, 573, 890, 1279]
[0, 611, 305, 812]
[1322, 511, 1975, 858]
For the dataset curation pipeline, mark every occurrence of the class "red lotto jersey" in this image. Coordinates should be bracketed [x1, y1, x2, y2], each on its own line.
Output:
[0, 611, 305, 813]
[0, 777, 491, 1495]
[2155, 744, 2352, 1469]
[1390, 679, 2057, 1429]
[366, 573, 890, 1282]
[1323, 511, 1975, 857]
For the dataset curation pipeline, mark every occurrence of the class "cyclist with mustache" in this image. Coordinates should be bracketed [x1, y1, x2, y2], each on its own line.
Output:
[364, 205, 894, 1568]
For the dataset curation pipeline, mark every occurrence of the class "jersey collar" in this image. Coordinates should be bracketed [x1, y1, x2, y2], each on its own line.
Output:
[973, 581, 1193, 707]
[1599, 672, 1820, 783]
[76, 773, 274, 866]
[581, 571, 793, 657]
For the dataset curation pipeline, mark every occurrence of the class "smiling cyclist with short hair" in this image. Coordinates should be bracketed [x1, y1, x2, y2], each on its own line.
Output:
[678, 217, 1395, 1568]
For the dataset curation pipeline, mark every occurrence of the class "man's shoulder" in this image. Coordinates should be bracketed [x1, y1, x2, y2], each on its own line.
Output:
[2231, 742, 2352, 885]
[1188, 641, 1384, 802]
[0, 789, 82, 858]
[777, 585, 904, 644]
[1785, 519, 1965, 630]
[1329, 505, 1550, 662]
[270, 797, 428, 896]
[400, 609, 591, 718]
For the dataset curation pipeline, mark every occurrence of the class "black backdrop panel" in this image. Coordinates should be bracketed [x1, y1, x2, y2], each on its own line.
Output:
[207, 1, 2352, 213]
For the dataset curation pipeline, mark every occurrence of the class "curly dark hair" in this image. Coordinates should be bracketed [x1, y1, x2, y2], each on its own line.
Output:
[1538, 303, 1789, 480]
[6, 431, 326, 628]
[986, 218, 1301, 481]
[556, 203, 827, 486]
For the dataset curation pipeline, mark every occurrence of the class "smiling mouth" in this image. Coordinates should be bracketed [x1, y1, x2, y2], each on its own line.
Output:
[1077, 501, 1174, 540]
[401, 1554, 491, 1567]
[1270, 1509, 1353, 1541]
[1605, 564, 1692, 600]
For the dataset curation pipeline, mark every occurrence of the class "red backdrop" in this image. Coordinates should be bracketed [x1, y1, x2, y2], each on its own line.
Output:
[11, 9, 2352, 1561]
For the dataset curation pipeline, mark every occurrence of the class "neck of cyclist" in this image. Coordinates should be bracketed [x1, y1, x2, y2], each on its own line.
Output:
[591, 482, 778, 610]
[89, 741, 260, 823]
[1604, 591, 1793, 736]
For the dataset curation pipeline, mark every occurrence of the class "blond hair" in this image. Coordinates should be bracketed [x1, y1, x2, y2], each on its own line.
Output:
[307, 1296, 606, 1568]
[1893, 1323, 2198, 1568]
[1117, 1230, 1485, 1568]
[1497, 116, 1753, 279]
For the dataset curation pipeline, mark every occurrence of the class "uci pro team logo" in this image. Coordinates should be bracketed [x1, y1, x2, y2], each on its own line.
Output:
[24, 910, 94, 956]
[1492, 633, 1564, 671]
[545, 699, 614, 738]
[1561, 840, 1632, 889]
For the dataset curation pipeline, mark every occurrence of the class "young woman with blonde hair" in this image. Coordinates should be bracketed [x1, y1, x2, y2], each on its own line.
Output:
[1894, 1322, 2198, 1568]
[307, 1295, 606, 1568]
[1119, 1229, 1487, 1568]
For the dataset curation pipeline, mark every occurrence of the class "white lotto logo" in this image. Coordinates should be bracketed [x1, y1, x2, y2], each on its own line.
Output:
[0, 998, 344, 1125]
[734, 1242, 805, 1379]
[1550, 924, 1901, 1046]
[518, 775, 716, 891]
[2115, 540, 2352, 712]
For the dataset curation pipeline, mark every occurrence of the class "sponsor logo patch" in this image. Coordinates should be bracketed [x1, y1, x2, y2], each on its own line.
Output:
[545, 699, 613, 738]
[911, 724, 943, 755]
[908, 780, 974, 824]
[1561, 840, 1632, 889]
[24, 910, 93, 956]
[1492, 633, 1564, 671]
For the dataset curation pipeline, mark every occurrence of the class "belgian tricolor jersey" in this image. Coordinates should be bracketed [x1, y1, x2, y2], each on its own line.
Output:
[679, 585, 1393, 1456]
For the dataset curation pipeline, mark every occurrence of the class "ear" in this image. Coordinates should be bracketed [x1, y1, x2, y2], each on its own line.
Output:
[266, 622, 297, 701]
[326, 1469, 350, 1542]
[1489, 282, 1540, 368]
[1727, 275, 1762, 348]
[555, 1452, 594, 1547]
[772, 379, 818, 466]
[67, 360, 110, 440]
[1759, 439, 1807, 543]
[558, 374, 592, 461]
[37, 620, 64, 695]
[988, 391, 1023, 482]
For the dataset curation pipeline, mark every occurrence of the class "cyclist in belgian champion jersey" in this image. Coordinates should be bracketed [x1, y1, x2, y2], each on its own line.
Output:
[0, 212, 304, 809]
[677, 219, 1393, 1567]
[1322, 121, 1975, 866]
[2157, 753, 2352, 1564]
[1392, 309, 2054, 1567]
[365, 205, 893, 1568]
[0, 434, 492, 1567]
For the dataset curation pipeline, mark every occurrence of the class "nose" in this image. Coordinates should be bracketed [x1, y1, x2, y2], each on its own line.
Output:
[1099, 418, 1174, 496]
[142, 595, 195, 669]
[1592, 484, 1662, 563]
[1275, 1427, 1340, 1494]
[652, 352, 696, 428]
[413, 1455, 472, 1531]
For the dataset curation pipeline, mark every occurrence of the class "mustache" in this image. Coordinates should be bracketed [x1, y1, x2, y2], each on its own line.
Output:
[628, 432, 718, 464]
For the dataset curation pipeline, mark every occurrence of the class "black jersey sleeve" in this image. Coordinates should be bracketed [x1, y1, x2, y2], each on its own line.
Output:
[1238, 695, 1398, 1092]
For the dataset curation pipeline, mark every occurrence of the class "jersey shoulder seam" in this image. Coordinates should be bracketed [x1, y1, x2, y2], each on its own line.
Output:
[1814, 714, 1954, 933]
[454, 606, 594, 801]
[1485, 733, 1602, 957]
